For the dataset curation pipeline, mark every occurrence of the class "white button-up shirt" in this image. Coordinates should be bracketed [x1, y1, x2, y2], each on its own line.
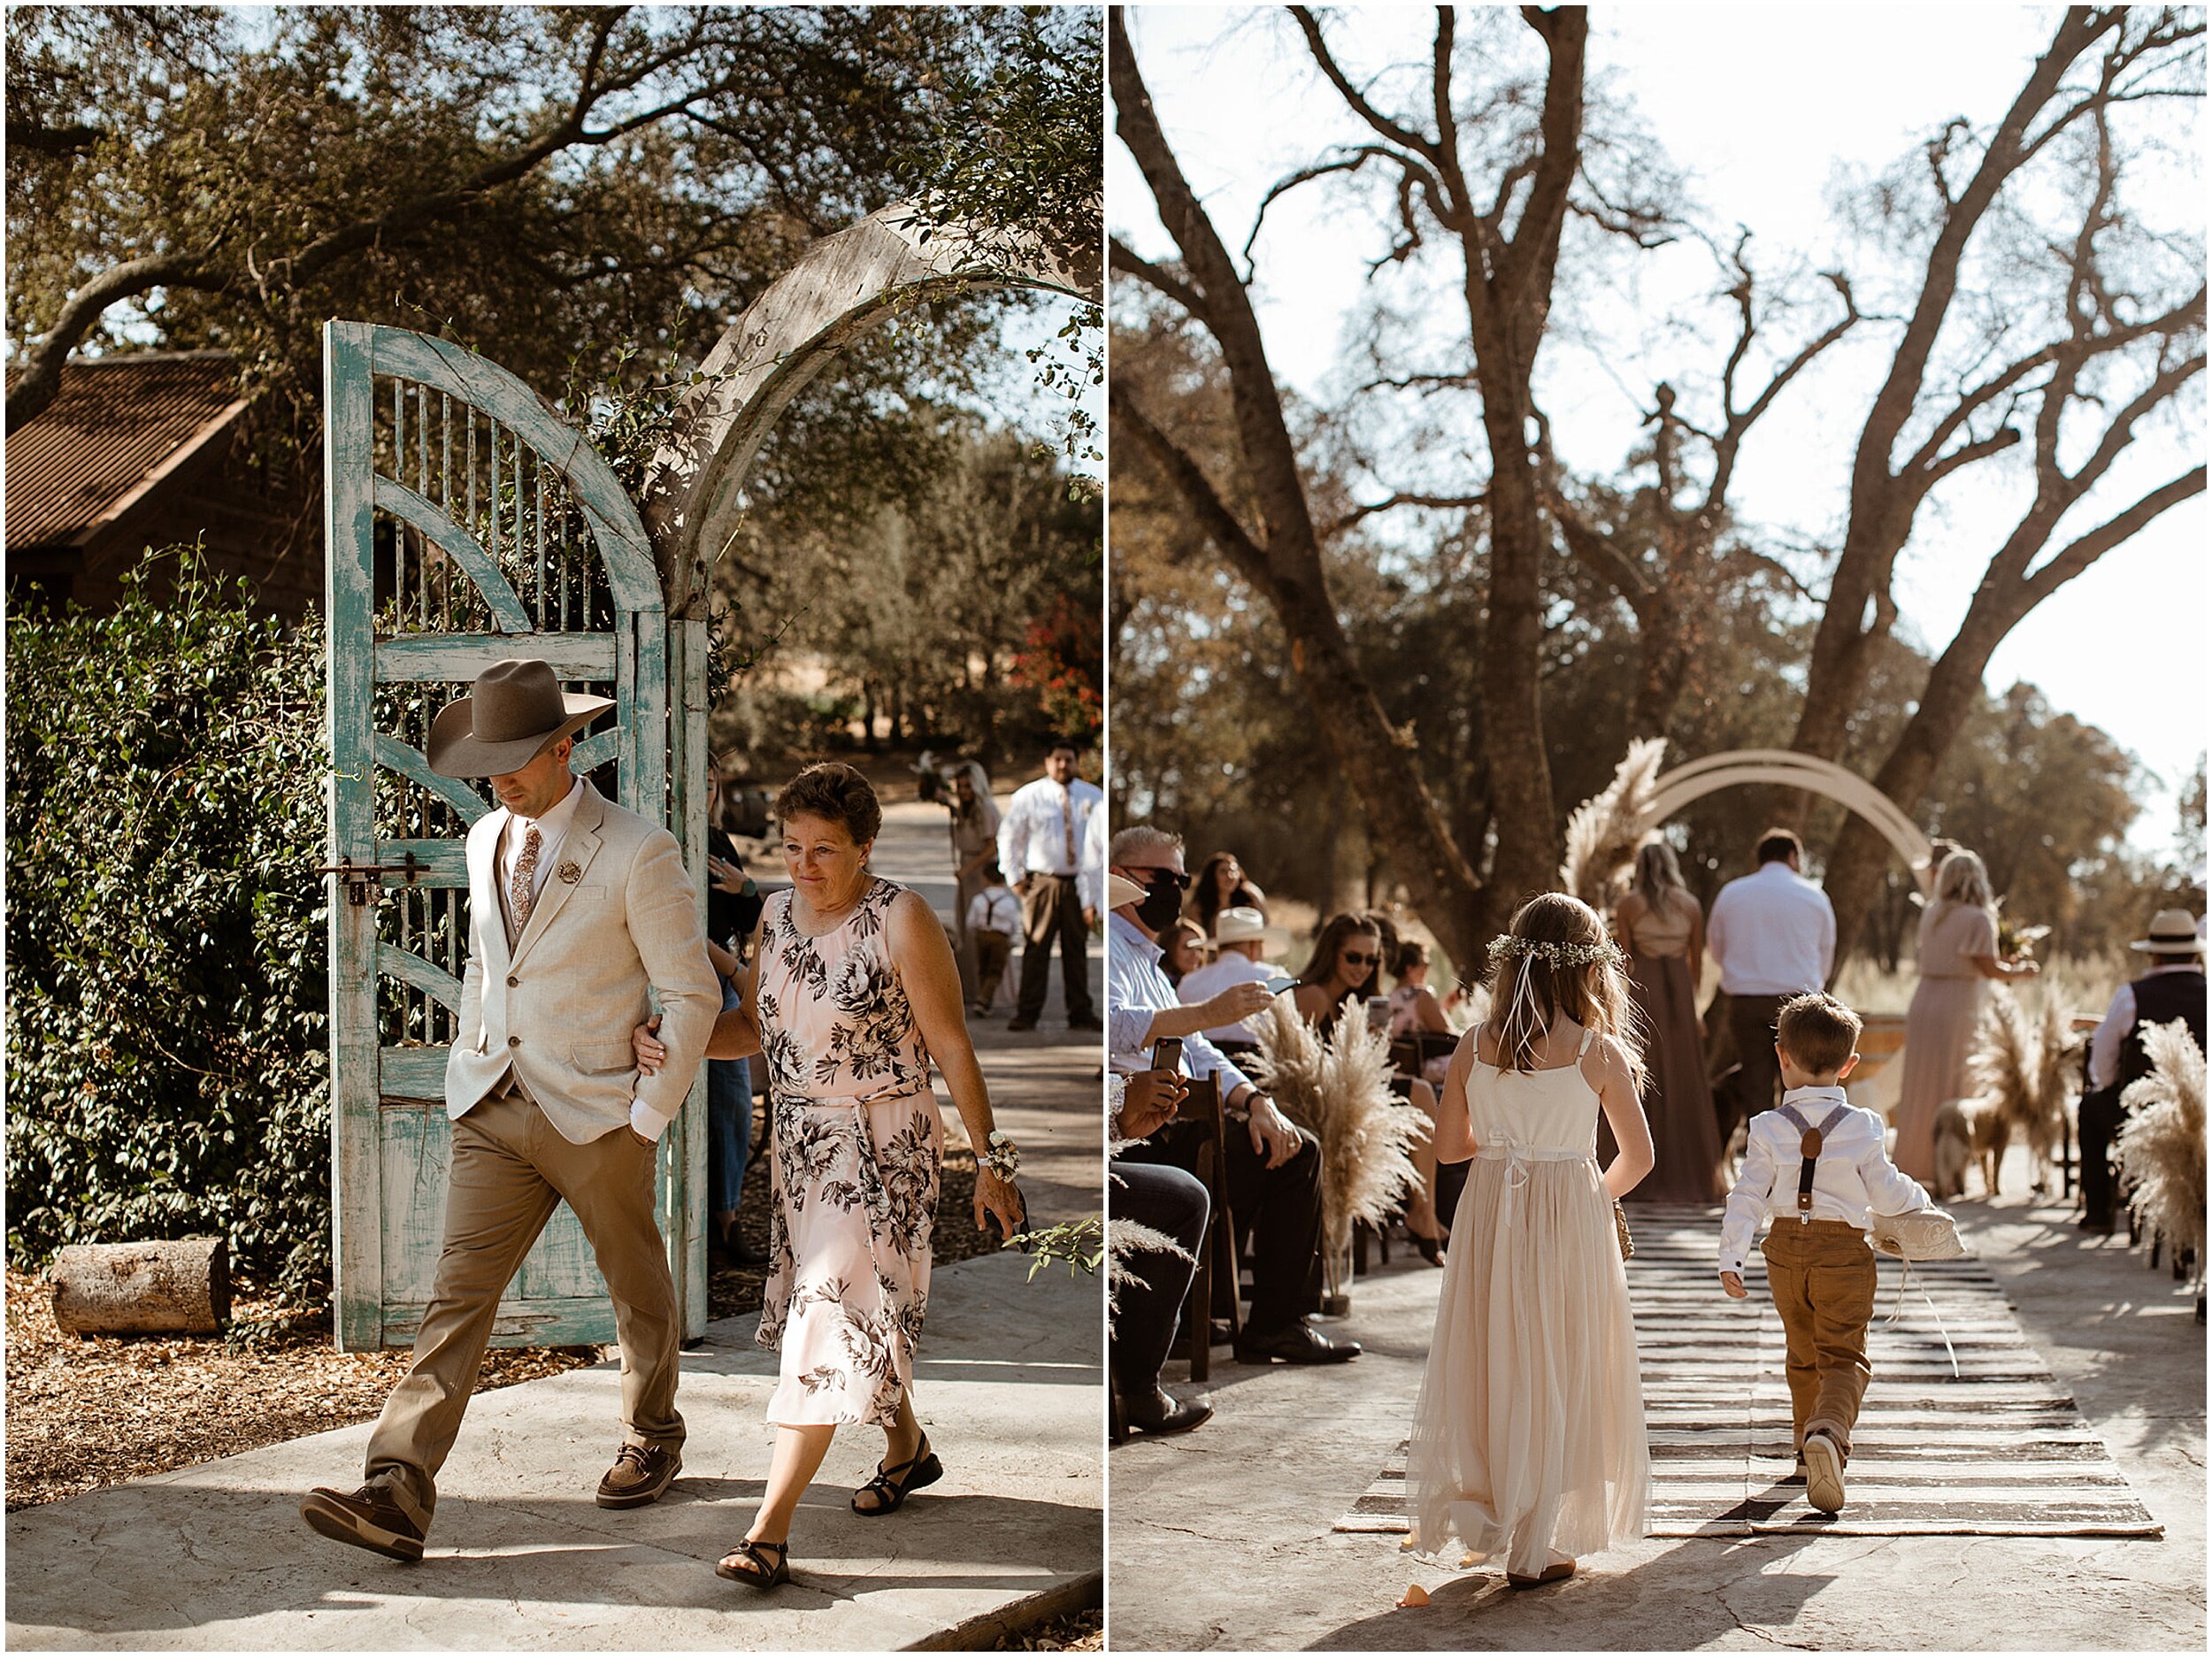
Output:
[2088, 963, 2206, 1089]
[1707, 862, 1836, 995]
[1077, 797, 1109, 915]
[1718, 1085, 1932, 1272]
[498, 774, 585, 923]
[1107, 912, 1253, 1097]
[999, 775, 1102, 881]
[966, 885, 1022, 938]
[1178, 951, 1272, 1044]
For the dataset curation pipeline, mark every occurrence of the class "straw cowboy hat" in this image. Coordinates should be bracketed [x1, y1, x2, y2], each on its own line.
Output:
[1105, 873, 1147, 911]
[1207, 904, 1293, 955]
[2128, 909, 2206, 955]
[426, 659, 615, 779]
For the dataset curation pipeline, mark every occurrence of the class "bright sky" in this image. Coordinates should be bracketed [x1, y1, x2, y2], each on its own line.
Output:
[1110, 4, 2208, 855]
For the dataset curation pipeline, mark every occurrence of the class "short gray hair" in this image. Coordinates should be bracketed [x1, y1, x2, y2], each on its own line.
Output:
[1110, 825, 1181, 863]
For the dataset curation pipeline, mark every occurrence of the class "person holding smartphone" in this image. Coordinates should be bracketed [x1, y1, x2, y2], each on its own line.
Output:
[1110, 1068, 1215, 1435]
[1105, 827, 1359, 1367]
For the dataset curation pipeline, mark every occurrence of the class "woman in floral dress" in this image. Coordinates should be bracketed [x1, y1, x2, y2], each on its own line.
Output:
[635, 762, 1025, 1590]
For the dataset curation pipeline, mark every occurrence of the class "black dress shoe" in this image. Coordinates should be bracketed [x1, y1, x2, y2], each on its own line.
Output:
[1069, 1014, 1102, 1031]
[1123, 1386, 1213, 1435]
[1234, 1320, 1361, 1365]
[1007, 1016, 1039, 1032]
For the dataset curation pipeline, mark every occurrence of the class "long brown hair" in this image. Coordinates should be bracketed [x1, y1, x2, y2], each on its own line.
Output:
[1188, 851, 1263, 933]
[1298, 910, 1386, 1018]
[1482, 893, 1646, 1088]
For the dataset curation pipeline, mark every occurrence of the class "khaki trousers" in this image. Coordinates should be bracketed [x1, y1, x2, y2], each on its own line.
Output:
[973, 931, 1013, 1010]
[363, 1086, 685, 1530]
[1761, 1219, 1877, 1461]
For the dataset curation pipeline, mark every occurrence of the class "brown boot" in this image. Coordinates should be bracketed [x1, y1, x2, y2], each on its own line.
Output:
[301, 1483, 426, 1562]
[596, 1443, 682, 1509]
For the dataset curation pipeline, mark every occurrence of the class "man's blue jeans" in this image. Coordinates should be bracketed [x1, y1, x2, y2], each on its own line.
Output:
[707, 975, 752, 1215]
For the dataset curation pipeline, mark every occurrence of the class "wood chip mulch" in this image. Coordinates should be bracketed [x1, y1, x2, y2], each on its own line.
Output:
[995, 1607, 1105, 1651]
[5, 1147, 1010, 1514]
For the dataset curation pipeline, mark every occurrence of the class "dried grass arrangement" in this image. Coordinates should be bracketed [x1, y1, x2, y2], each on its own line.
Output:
[1559, 737, 1669, 908]
[1248, 998, 1422, 1256]
[2117, 1018, 2206, 1270]
[1960, 988, 2080, 1195]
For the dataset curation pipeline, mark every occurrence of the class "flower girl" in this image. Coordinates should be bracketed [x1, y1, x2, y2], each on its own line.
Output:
[1406, 893, 1654, 1588]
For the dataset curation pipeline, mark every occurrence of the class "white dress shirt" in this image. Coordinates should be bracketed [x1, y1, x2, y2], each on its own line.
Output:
[2088, 963, 2206, 1089]
[1107, 912, 1253, 1096]
[1077, 798, 1109, 914]
[1718, 1085, 1932, 1272]
[966, 885, 1022, 938]
[1178, 951, 1272, 1043]
[498, 774, 585, 926]
[1707, 862, 1836, 995]
[998, 775, 1102, 881]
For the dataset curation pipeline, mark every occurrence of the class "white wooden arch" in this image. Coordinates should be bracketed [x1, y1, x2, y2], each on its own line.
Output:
[1636, 748, 1935, 891]
[641, 201, 1098, 617]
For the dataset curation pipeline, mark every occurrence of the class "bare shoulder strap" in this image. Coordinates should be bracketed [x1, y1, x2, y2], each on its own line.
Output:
[1578, 1026, 1596, 1056]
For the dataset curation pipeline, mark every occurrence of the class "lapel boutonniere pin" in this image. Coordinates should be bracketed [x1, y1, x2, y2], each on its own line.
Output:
[557, 861, 583, 885]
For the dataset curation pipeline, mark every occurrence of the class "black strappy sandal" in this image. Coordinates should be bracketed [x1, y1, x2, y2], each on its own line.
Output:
[715, 1538, 789, 1590]
[851, 1433, 943, 1515]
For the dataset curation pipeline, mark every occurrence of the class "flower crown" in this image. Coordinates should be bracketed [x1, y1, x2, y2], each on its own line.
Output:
[1486, 933, 1624, 970]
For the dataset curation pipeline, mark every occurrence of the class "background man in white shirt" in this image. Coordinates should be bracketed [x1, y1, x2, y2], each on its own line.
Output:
[1706, 827, 1838, 1145]
[2078, 908, 2207, 1231]
[1175, 907, 1278, 1054]
[998, 741, 1103, 1032]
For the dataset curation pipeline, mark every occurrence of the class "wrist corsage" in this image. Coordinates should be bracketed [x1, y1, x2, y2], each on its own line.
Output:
[981, 1128, 1021, 1183]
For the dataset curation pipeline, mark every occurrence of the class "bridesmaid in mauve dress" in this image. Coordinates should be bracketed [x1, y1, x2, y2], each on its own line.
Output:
[1893, 849, 2039, 1181]
[1612, 842, 1725, 1202]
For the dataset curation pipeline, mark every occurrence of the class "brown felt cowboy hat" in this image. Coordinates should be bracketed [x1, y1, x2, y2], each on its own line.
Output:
[426, 659, 615, 779]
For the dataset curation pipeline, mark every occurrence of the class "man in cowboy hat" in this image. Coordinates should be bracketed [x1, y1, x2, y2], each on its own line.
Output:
[2078, 908, 2207, 1232]
[1174, 906, 1286, 1056]
[303, 658, 720, 1561]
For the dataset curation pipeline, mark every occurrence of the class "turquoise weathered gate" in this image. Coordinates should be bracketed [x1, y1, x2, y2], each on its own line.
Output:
[322, 322, 696, 1351]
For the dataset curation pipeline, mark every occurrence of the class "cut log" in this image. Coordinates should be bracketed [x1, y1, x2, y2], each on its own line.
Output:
[50, 1238, 229, 1335]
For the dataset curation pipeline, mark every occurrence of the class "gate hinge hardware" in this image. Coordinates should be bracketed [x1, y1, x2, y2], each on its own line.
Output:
[317, 852, 425, 905]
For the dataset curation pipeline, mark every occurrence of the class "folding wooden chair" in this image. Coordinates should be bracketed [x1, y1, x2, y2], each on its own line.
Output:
[1169, 1074, 1240, 1382]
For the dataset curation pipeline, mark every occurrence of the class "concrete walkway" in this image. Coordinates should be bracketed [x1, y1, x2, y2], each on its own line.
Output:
[1107, 1147, 2204, 1652]
[5, 1252, 1102, 1652]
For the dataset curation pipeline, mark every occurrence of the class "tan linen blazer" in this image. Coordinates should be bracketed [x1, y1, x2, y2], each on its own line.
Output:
[445, 779, 720, 1143]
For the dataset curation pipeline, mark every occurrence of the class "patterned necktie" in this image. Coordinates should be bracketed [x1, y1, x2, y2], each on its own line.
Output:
[1062, 786, 1076, 871]
[508, 825, 542, 946]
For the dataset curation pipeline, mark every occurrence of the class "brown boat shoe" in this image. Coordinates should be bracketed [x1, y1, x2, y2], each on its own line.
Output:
[596, 1442, 682, 1509]
[300, 1483, 426, 1562]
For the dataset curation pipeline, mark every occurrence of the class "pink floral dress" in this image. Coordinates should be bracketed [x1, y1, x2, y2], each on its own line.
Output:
[754, 878, 944, 1426]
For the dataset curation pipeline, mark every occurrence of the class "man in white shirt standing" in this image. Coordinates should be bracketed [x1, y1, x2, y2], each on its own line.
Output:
[999, 740, 1103, 1032]
[1175, 907, 1277, 1053]
[1706, 827, 1837, 1145]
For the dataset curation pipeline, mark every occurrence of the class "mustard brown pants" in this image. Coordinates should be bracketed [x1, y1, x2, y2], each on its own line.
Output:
[1760, 1219, 1877, 1461]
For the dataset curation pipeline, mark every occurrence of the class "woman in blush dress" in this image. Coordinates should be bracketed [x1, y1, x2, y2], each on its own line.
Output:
[634, 763, 1025, 1591]
[1893, 849, 2039, 1181]
[1612, 841, 1724, 1201]
[1409, 893, 1653, 1589]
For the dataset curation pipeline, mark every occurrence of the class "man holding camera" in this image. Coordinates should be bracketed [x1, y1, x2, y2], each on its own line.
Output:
[1106, 825, 1357, 1366]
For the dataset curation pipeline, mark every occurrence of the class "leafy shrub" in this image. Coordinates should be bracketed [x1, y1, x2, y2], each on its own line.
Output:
[5, 553, 333, 1306]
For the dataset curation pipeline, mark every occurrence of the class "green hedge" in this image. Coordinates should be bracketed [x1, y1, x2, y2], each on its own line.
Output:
[5, 556, 333, 1307]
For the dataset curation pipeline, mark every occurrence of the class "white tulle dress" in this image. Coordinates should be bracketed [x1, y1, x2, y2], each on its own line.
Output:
[1406, 1026, 1650, 1576]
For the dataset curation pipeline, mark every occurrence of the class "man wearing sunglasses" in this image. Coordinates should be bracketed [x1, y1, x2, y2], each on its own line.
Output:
[1106, 826, 1358, 1367]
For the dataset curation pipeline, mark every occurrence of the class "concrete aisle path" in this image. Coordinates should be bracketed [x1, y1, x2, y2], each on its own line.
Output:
[1107, 1147, 2203, 1652]
[5, 1253, 1102, 1652]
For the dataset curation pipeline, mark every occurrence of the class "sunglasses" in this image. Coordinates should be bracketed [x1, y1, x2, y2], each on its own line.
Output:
[1341, 950, 1380, 967]
[1125, 867, 1192, 889]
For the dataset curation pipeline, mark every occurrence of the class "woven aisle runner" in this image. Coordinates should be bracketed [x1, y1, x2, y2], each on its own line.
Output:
[1335, 1202, 2162, 1538]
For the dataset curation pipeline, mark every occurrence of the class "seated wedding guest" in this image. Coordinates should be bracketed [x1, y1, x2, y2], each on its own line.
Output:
[1388, 940, 1453, 1039]
[1109, 1064, 1214, 1435]
[1297, 911, 1448, 1263]
[1109, 829, 1359, 1364]
[1188, 850, 1267, 938]
[1161, 917, 1207, 988]
[2079, 908, 2207, 1231]
[1176, 905, 1280, 1055]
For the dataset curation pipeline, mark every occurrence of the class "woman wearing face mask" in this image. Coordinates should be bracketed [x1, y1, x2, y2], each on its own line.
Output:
[633, 763, 1025, 1590]
[1294, 912, 1449, 1264]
